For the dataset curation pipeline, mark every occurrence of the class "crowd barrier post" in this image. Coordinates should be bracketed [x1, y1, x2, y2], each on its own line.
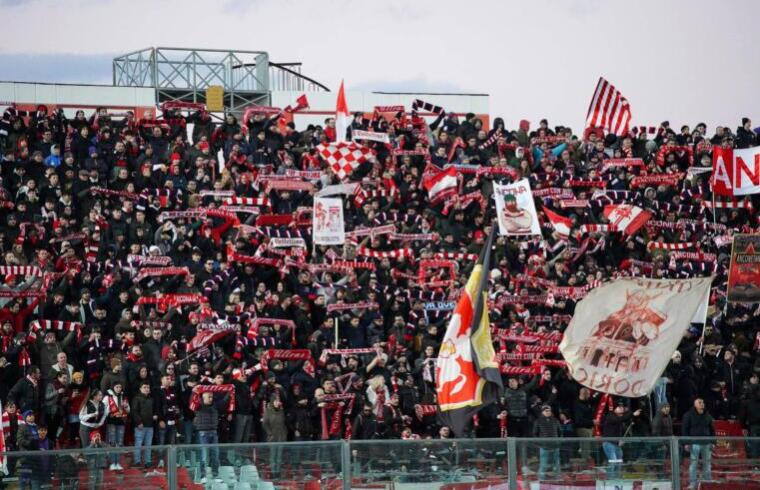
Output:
[342, 439, 352, 490]
[670, 436, 681, 489]
[507, 437, 518, 490]
[167, 446, 178, 490]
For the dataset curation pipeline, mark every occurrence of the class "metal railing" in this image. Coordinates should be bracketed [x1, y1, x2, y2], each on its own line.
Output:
[2, 436, 756, 489]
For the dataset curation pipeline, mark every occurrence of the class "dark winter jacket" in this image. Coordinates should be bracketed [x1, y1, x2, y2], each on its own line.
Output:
[131, 392, 154, 427]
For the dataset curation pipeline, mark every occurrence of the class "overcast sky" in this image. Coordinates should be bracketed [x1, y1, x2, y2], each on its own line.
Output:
[1, 0, 759, 132]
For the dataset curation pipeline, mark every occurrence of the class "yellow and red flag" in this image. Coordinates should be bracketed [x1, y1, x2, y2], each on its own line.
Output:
[436, 227, 502, 436]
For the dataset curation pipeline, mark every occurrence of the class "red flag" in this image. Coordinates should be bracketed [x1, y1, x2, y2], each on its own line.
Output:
[423, 166, 458, 203]
[712, 147, 734, 196]
[294, 94, 309, 111]
[603, 204, 651, 235]
[543, 207, 573, 239]
[187, 327, 235, 353]
[336, 80, 350, 144]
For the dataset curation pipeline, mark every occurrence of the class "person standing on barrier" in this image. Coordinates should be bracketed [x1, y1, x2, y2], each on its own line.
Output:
[601, 403, 641, 480]
[682, 398, 714, 488]
[533, 404, 562, 479]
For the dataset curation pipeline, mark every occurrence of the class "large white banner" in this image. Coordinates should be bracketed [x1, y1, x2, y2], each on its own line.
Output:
[494, 179, 541, 236]
[313, 197, 345, 245]
[560, 277, 713, 398]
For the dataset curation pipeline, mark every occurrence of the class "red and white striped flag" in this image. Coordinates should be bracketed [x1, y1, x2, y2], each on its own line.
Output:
[543, 207, 573, 239]
[585, 77, 632, 136]
[423, 166, 458, 203]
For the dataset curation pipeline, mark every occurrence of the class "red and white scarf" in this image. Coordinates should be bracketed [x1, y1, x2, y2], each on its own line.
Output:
[647, 241, 697, 251]
[319, 393, 354, 440]
[223, 196, 271, 207]
[260, 349, 315, 377]
[356, 247, 414, 260]
[703, 199, 753, 210]
[0, 266, 42, 278]
[319, 347, 380, 365]
[1, 410, 23, 439]
[630, 173, 684, 188]
[188, 384, 236, 412]
[326, 301, 379, 313]
[345, 224, 396, 240]
[133, 266, 189, 283]
[28, 320, 83, 342]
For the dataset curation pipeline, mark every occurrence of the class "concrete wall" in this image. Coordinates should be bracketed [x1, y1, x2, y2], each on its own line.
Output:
[0, 81, 155, 113]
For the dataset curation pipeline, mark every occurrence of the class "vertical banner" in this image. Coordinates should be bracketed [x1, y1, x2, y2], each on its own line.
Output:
[313, 197, 345, 245]
[727, 234, 760, 303]
[494, 179, 541, 236]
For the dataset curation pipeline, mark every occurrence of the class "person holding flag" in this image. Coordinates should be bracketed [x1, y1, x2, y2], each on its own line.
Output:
[436, 226, 503, 437]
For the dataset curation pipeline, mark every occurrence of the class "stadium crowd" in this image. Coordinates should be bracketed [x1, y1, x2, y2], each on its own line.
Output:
[0, 101, 757, 482]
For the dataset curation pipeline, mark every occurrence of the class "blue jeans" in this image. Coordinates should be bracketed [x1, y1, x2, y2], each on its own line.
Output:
[689, 444, 712, 484]
[198, 430, 219, 476]
[538, 447, 560, 479]
[181, 420, 197, 466]
[106, 424, 125, 465]
[133, 426, 154, 465]
[602, 442, 623, 479]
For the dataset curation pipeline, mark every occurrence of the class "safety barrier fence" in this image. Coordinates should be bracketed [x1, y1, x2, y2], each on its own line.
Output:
[1, 436, 756, 489]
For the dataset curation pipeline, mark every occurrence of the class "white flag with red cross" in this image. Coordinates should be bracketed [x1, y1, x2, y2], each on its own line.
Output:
[603, 204, 651, 236]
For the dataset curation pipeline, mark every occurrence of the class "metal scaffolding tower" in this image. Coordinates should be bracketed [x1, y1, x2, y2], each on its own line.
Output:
[113, 47, 328, 113]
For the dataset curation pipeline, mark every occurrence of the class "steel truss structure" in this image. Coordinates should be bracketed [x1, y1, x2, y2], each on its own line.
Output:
[113, 47, 329, 114]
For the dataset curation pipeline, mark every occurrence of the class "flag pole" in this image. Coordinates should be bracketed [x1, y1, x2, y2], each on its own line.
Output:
[334, 317, 339, 350]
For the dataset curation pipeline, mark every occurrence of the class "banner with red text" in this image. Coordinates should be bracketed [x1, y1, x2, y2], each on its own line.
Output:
[494, 179, 541, 236]
[712, 146, 760, 196]
[560, 277, 713, 397]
